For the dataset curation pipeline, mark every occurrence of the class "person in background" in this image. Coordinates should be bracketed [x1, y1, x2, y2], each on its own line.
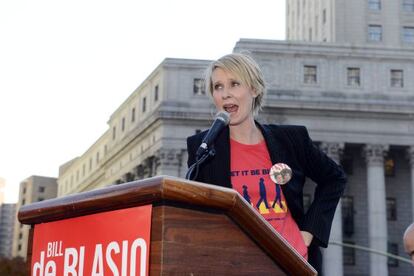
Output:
[186, 53, 347, 274]
[403, 222, 414, 265]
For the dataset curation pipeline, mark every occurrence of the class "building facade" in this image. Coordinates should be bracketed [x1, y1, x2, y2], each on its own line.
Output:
[286, 0, 414, 46]
[12, 175, 57, 259]
[0, 203, 16, 258]
[57, 58, 213, 196]
[236, 39, 414, 276]
[0, 177, 16, 258]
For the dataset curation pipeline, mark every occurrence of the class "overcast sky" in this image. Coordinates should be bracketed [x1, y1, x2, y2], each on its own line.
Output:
[0, 0, 286, 203]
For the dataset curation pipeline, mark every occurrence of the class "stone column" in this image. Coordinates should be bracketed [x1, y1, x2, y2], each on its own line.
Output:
[407, 146, 414, 221]
[364, 144, 389, 276]
[320, 142, 344, 276]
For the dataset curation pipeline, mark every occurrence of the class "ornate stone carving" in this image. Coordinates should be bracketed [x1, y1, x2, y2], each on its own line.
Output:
[156, 148, 184, 168]
[363, 144, 389, 166]
[320, 142, 344, 163]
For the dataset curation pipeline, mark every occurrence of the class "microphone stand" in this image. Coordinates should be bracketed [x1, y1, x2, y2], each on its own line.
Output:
[185, 148, 216, 181]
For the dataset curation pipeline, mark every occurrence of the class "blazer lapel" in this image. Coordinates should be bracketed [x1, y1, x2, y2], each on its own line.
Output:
[257, 123, 288, 165]
[209, 126, 232, 188]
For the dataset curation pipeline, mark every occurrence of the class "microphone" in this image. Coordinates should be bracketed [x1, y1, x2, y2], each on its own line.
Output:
[196, 111, 230, 158]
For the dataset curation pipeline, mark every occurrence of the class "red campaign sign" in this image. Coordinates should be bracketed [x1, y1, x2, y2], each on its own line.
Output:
[31, 205, 152, 276]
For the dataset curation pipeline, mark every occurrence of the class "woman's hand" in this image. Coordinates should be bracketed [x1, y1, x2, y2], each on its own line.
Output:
[300, 231, 314, 247]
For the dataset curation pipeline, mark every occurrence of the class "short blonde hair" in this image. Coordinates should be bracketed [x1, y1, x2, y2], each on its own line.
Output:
[204, 53, 266, 114]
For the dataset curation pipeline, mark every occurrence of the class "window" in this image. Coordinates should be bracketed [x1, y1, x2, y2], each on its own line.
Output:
[342, 196, 354, 236]
[384, 156, 395, 176]
[388, 243, 399, 267]
[89, 157, 92, 171]
[403, 0, 414, 12]
[18, 244, 22, 251]
[112, 126, 116, 140]
[368, 0, 381, 10]
[343, 241, 356, 265]
[304, 65, 317, 84]
[38, 186, 45, 193]
[323, 9, 326, 24]
[22, 187, 26, 194]
[142, 97, 147, 113]
[96, 152, 100, 164]
[131, 108, 136, 123]
[386, 198, 397, 221]
[154, 85, 159, 102]
[19, 233, 22, 240]
[403, 27, 414, 43]
[82, 164, 86, 176]
[309, 28, 312, 41]
[38, 197, 44, 202]
[390, 70, 404, 88]
[22, 199, 25, 205]
[121, 117, 125, 132]
[193, 78, 205, 95]
[347, 68, 361, 87]
[368, 25, 382, 41]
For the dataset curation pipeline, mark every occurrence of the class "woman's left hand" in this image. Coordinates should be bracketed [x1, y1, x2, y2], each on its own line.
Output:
[300, 231, 314, 247]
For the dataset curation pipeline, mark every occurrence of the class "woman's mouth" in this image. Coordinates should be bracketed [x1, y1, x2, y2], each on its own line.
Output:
[223, 104, 238, 113]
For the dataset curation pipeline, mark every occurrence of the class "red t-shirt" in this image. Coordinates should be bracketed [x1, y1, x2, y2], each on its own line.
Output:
[230, 138, 308, 259]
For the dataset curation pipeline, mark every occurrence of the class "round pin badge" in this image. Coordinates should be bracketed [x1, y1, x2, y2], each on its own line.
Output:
[269, 163, 292, 185]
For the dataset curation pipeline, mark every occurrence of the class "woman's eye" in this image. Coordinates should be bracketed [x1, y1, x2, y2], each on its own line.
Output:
[232, 81, 240, 87]
[214, 84, 223, 90]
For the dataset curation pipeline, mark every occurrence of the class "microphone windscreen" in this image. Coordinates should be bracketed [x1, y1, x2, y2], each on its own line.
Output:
[215, 111, 230, 125]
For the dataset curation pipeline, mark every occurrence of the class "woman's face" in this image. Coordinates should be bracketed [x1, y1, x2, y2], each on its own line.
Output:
[211, 67, 256, 126]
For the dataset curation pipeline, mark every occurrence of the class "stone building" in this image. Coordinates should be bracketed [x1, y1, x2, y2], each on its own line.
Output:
[236, 38, 414, 276]
[57, 58, 213, 196]
[286, 0, 414, 46]
[12, 175, 57, 259]
[0, 177, 16, 258]
[0, 203, 16, 258]
[286, 1, 414, 275]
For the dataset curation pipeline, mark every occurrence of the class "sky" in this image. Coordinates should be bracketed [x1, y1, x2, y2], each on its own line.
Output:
[0, 0, 286, 203]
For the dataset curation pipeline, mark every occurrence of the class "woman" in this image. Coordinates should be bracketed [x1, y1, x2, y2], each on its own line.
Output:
[186, 53, 346, 274]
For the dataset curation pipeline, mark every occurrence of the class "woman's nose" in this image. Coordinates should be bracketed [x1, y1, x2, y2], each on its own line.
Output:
[221, 86, 231, 99]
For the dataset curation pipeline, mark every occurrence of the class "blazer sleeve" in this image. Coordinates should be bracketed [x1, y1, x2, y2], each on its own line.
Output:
[292, 126, 347, 248]
[186, 135, 198, 168]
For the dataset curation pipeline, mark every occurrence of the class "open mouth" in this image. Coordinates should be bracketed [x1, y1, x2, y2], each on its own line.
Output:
[223, 104, 238, 113]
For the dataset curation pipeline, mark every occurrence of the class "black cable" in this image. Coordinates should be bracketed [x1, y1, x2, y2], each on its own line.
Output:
[185, 149, 215, 180]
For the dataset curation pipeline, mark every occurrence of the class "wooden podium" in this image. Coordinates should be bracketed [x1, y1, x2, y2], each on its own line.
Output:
[19, 176, 317, 275]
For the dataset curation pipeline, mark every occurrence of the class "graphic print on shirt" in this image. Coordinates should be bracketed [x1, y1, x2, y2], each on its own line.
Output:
[230, 138, 307, 259]
[232, 170, 288, 219]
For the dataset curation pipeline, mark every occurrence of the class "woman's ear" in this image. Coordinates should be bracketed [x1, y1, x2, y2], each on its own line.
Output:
[251, 88, 258, 98]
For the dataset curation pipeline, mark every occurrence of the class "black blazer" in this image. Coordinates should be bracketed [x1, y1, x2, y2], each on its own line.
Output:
[186, 122, 347, 248]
